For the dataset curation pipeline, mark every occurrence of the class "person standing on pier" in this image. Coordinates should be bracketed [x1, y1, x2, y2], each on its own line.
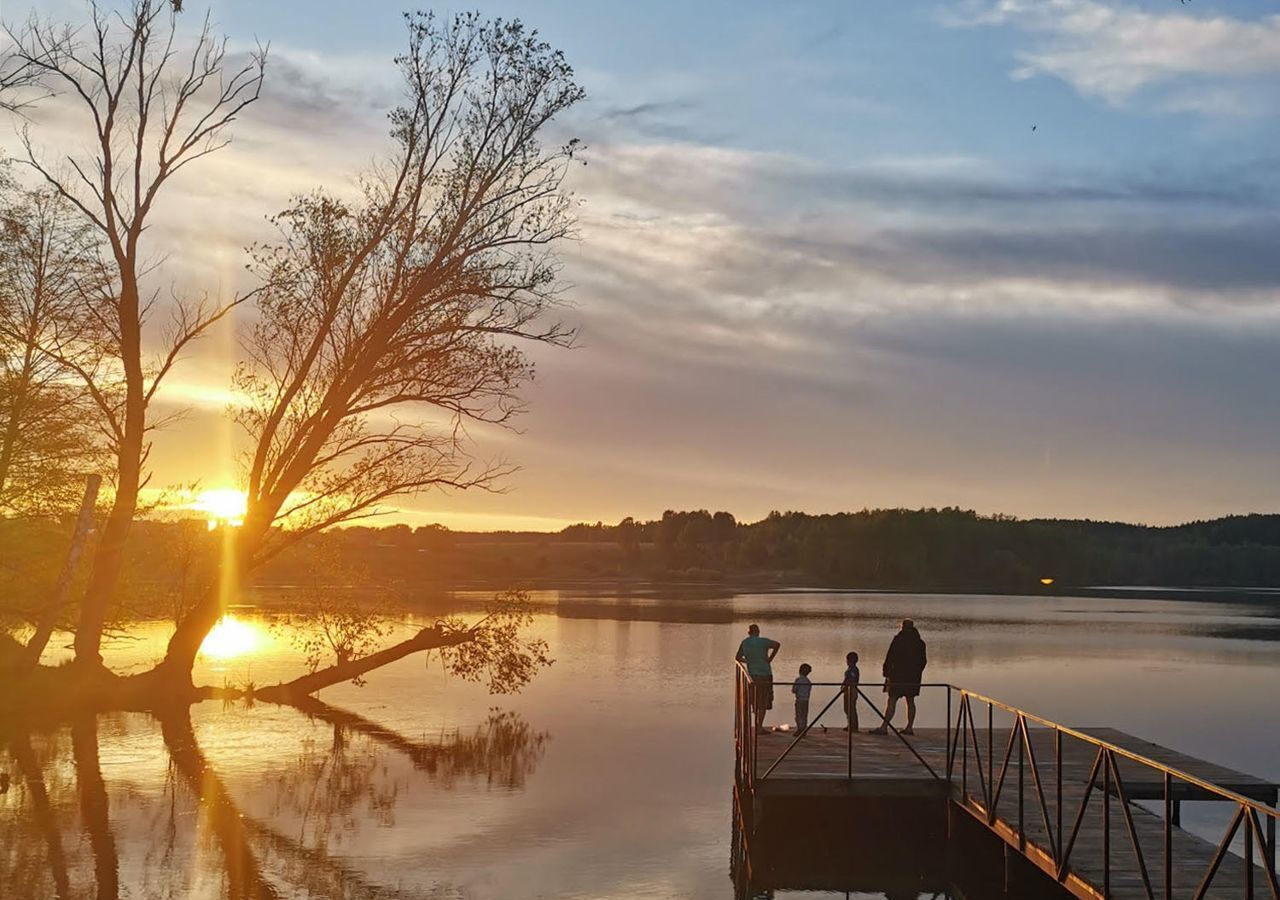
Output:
[870, 619, 927, 736]
[792, 663, 813, 731]
[842, 651, 860, 732]
[736, 623, 781, 734]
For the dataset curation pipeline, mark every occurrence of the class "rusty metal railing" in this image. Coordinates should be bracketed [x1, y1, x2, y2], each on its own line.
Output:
[948, 688, 1279, 900]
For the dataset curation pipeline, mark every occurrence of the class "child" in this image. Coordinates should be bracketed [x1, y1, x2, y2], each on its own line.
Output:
[842, 651, 860, 732]
[791, 663, 813, 731]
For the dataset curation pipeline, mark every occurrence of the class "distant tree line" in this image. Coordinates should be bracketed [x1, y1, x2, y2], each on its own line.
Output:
[492, 507, 1280, 589]
[8, 507, 1278, 599]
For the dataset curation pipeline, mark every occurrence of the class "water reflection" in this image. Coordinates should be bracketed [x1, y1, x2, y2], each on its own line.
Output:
[289, 697, 548, 791]
[4, 591, 1279, 898]
[729, 792, 955, 900]
[0, 705, 548, 899]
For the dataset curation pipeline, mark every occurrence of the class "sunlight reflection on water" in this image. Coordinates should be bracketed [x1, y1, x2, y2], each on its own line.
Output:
[2, 590, 1278, 898]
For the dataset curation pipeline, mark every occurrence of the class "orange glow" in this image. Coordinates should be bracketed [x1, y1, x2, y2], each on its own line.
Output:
[191, 488, 247, 530]
[199, 615, 262, 659]
[1040, 577, 1055, 586]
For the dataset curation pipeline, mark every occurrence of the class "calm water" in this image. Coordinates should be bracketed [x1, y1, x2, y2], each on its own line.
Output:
[2, 590, 1279, 899]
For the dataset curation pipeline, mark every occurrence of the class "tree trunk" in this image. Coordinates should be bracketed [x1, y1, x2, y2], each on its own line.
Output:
[72, 466, 137, 666]
[10, 733, 73, 900]
[21, 474, 101, 669]
[254, 625, 473, 703]
[158, 712, 281, 900]
[0, 341, 37, 504]
[160, 526, 256, 681]
[73, 281, 144, 667]
[71, 717, 119, 900]
[159, 590, 225, 688]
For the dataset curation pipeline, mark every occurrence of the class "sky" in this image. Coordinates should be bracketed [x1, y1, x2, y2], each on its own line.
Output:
[5, 0, 1280, 530]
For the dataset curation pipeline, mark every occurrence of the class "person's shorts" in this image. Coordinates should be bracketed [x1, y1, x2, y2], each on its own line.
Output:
[752, 678, 774, 710]
[887, 682, 921, 699]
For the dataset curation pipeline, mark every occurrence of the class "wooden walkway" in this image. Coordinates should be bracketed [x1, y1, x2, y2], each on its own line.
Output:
[750, 726, 1279, 900]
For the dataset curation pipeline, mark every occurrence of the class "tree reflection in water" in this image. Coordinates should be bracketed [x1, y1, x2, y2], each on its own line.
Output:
[270, 699, 549, 850]
[0, 705, 549, 898]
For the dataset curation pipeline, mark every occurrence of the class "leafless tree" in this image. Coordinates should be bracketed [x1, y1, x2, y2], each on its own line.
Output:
[3, 1, 266, 667]
[160, 12, 582, 688]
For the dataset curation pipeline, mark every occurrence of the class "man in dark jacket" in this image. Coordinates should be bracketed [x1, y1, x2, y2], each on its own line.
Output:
[870, 618, 927, 735]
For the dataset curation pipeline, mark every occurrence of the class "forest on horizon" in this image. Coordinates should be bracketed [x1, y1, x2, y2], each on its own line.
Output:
[7, 507, 1280, 621]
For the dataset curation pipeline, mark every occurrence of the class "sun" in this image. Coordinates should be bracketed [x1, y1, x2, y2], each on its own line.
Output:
[191, 488, 247, 530]
[199, 615, 262, 660]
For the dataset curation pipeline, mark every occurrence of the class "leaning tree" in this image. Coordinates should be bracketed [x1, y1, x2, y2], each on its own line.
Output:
[155, 11, 584, 700]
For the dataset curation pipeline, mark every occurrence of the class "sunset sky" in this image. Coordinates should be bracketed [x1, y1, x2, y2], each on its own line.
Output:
[7, 0, 1280, 530]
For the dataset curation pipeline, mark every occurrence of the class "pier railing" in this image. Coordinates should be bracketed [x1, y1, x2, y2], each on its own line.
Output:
[733, 662, 951, 788]
[949, 687, 1278, 900]
[734, 669, 1279, 898]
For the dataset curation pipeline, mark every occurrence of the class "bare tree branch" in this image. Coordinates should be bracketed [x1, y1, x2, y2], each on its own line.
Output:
[3, 1, 267, 668]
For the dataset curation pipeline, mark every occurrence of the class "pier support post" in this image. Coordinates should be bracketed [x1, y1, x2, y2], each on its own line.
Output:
[1268, 793, 1276, 872]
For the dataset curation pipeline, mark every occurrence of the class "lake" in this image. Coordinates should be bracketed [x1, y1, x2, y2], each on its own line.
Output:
[3, 589, 1279, 899]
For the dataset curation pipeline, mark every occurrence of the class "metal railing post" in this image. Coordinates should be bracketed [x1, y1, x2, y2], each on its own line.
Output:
[751, 680, 757, 786]
[1251, 809, 1279, 898]
[1103, 750, 1111, 899]
[946, 687, 953, 785]
[846, 685, 853, 781]
[1268, 799, 1277, 875]
[987, 700, 994, 800]
[1056, 727, 1063, 863]
[1245, 807, 1255, 900]
[1163, 770, 1172, 900]
[1017, 715, 1025, 853]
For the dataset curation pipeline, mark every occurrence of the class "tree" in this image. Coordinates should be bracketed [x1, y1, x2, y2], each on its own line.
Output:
[616, 516, 640, 565]
[4, 1, 266, 667]
[159, 12, 583, 687]
[0, 183, 105, 517]
[0, 8, 571, 719]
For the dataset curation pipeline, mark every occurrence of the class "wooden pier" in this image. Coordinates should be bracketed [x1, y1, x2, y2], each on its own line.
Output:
[734, 670, 1279, 900]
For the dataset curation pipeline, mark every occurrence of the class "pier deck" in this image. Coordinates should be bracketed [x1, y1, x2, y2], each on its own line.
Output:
[754, 727, 1277, 801]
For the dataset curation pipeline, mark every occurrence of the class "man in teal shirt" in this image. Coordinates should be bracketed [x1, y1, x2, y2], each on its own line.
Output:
[736, 623, 781, 733]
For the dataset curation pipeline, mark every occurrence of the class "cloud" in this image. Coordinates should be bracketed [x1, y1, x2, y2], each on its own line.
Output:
[520, 137, 1280, 524]
[568, 141, 1280, 331]
[944, 0, 1280, 111]
[7, 11, 1279, 525]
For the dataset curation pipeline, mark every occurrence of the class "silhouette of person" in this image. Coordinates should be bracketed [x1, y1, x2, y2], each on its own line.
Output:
[870, 618, 927, 735]
[842, 651, 860, 732]
[736, 623, 780, 734]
